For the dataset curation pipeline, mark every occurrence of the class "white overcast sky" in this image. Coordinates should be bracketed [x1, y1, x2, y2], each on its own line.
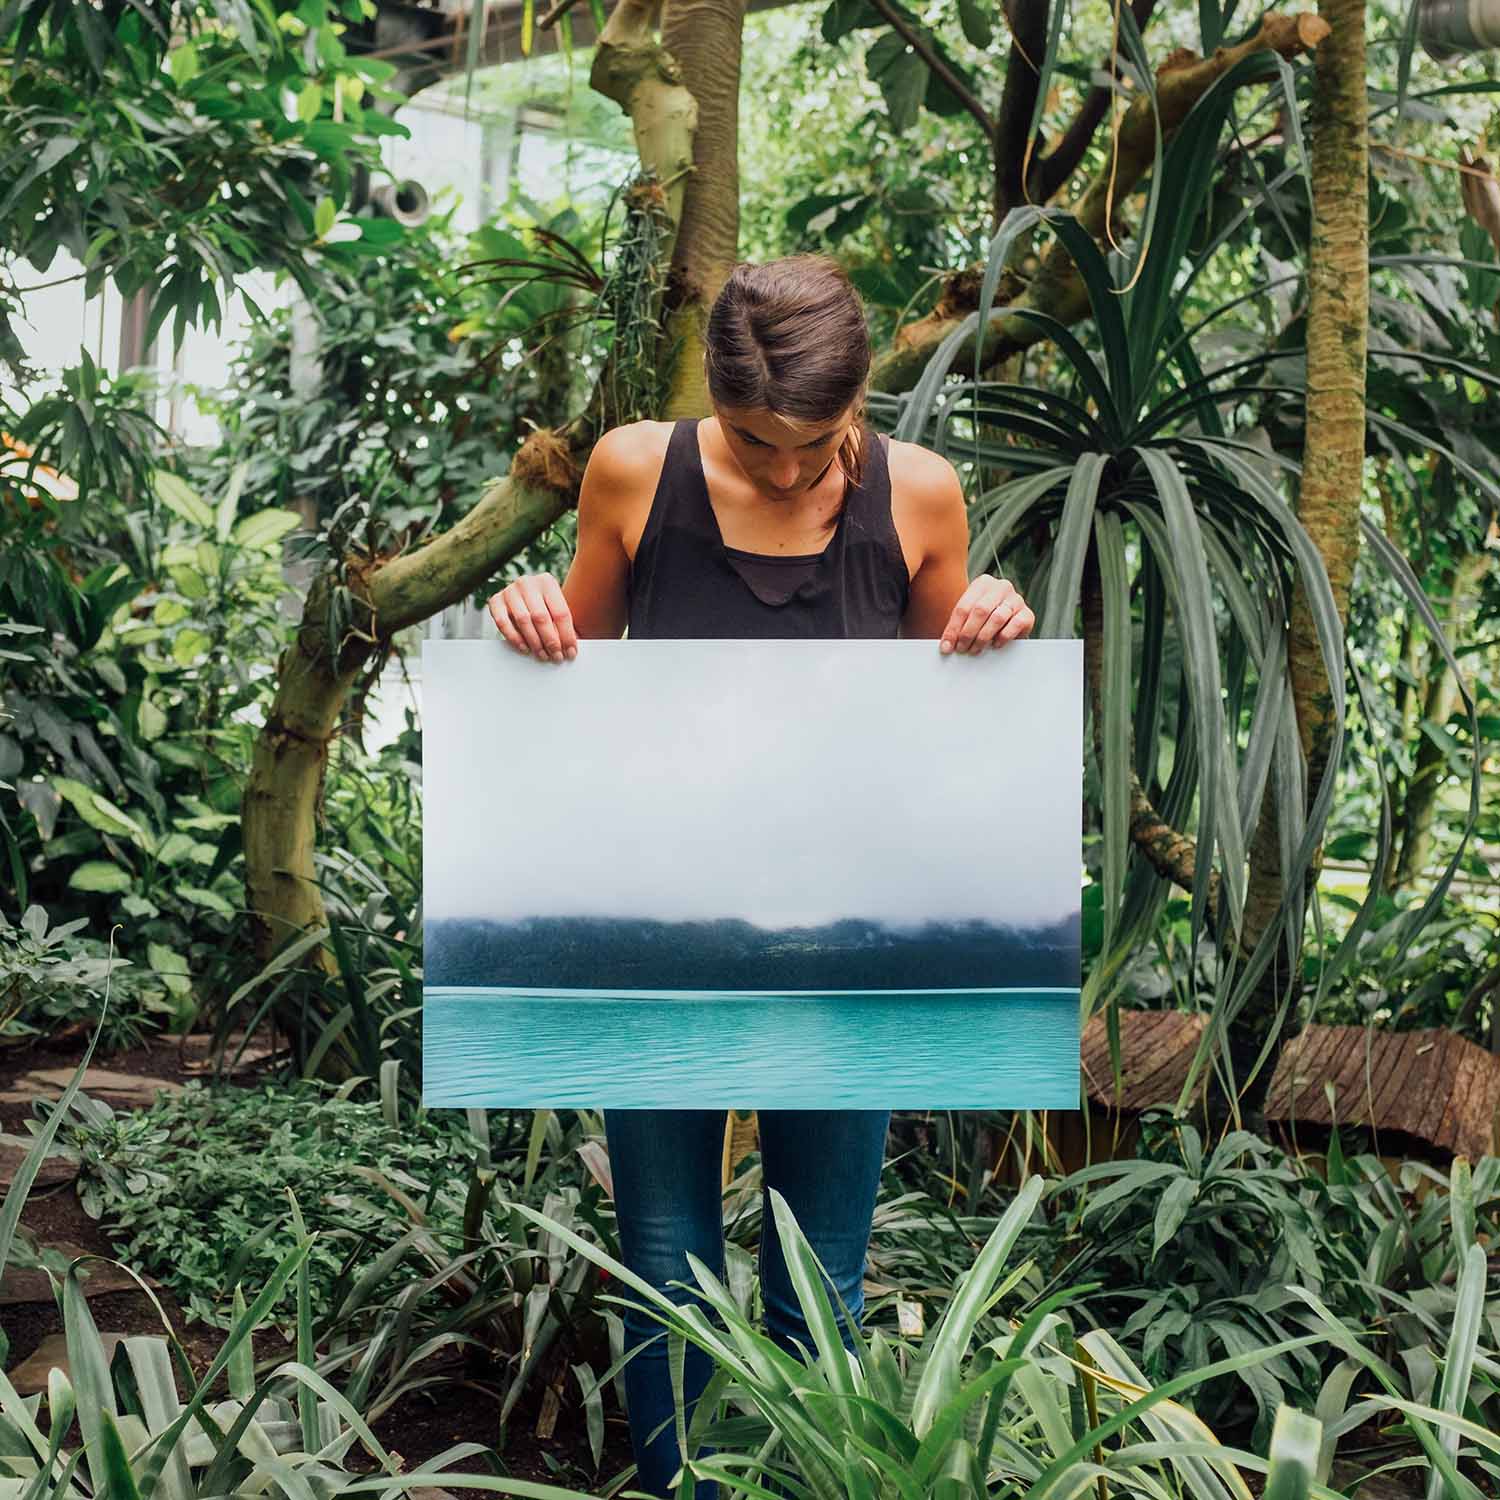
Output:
[422, 640, 1082, 930]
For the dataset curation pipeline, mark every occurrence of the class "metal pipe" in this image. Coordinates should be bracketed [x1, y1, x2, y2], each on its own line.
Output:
[368, 178, 431, 227]
[1419, 0, 1500, 58]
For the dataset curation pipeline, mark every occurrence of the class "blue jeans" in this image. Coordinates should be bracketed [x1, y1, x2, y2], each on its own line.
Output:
[602, 1108, 891, 1499]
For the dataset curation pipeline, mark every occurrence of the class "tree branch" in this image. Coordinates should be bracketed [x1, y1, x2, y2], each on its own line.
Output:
[1035, 0, 1161, 201]
[993, 0, 1049, 217]
[865, 0, 997, 153]
[870, 10, 1330, 394]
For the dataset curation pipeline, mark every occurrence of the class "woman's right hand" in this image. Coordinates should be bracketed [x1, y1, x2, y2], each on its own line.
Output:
[486, 573, 579, 663]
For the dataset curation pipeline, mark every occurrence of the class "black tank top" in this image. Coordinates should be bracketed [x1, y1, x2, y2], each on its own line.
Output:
[626, 418, 910, 639]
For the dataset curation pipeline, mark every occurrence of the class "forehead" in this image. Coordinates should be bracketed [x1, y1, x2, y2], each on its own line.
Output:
[718, 406, 847, 443]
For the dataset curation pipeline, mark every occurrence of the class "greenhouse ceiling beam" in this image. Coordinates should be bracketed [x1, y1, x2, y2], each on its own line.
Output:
[355, 0, 789, 96]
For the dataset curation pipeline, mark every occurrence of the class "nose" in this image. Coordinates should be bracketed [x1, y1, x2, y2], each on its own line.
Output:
[768, 453, 799, 488]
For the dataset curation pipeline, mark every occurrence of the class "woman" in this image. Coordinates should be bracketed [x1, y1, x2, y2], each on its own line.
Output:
[486, 255, 1034, 1498]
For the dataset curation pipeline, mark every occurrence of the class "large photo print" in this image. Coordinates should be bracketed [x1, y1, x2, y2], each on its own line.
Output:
[423, 639, 1082, 1108]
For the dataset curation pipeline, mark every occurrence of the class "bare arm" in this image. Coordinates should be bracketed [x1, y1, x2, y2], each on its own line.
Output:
[487, 423, 660, 659]
[895, 444, 1035, 650]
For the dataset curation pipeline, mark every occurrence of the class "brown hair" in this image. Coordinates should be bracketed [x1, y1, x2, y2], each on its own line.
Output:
[703, 255, 872, 490]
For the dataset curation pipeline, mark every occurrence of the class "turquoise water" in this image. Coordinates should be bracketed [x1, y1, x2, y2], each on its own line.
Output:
[422, 987, 1079, 1109]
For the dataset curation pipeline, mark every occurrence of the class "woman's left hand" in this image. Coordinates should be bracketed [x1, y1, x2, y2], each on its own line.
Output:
[939, 574, 1035, 654]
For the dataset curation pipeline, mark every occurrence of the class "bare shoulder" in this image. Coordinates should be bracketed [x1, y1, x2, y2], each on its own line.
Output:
[886, 438, 965, 518]
[585, 420, 675, 490]
[886, 438, 967, 567]
[579, 419, 675, 556]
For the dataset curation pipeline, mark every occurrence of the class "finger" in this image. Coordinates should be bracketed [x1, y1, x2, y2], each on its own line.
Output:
[971, 597, 1016, 650]
[940, 581, 993, 654]
[505, 582, 547, 657]
[996, 605, 1035, 644]
[515, 577, 565, 661]
[539, 573, 578, 658]
[953, 599, 1001, 653]
[488, 589, 531, 654]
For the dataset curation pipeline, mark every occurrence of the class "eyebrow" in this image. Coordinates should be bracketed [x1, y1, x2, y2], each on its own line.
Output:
[734, 424, 836, 447]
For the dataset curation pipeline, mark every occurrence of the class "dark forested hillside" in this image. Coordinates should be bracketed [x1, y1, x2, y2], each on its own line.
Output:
[424, 913, 1080, 990]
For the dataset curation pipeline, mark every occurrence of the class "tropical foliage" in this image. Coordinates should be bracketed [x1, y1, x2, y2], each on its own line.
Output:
[2, 0, 1498, 1490]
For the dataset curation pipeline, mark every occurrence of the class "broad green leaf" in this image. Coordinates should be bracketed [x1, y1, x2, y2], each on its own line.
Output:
[297, 83, 323, 122]
[68, 861, 132, 893]
[53, 777, 144, 840]
[153, 471, 213, 528]
[179, 886, 235, 917]
[167, 42, 199, 84]
[138, 696, 168, 740]
[232, 508, 301, 549]
[153, 597, 190, 626]
[172, 628, 212, 666]
[314, 195, 336, 238]
[866, 31, 927, 135]
[822, 0, 883, 41]
[154, 831, 197, 864]
[957, 0, 992, 46]
[167, 565, 209, 600]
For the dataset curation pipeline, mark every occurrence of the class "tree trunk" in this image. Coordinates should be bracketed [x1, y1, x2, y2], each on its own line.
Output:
[243, 0, 714, 966]
[659, 0, 745, 415]
[1228, 0, 1368, 1107]
[1388, 547, 1489, 891]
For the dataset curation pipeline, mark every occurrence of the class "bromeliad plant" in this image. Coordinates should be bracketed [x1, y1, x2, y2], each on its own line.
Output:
[871, 45, 1488, 1108]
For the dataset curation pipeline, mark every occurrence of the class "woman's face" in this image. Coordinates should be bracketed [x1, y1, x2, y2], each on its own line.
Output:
[714, 402, 858, 501]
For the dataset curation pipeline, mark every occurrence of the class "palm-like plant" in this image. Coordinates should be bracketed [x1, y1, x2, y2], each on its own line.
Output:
[505, 1171, 1500, 1499]
[868, 49, 1485, 1107]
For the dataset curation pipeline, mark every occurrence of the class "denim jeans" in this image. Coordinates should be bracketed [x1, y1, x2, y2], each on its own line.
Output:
[602, 1108, 891, 1499]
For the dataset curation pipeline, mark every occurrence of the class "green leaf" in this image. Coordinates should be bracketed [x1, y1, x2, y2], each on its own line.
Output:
[167, 565, 209, 600]
[822, 0, 883, 41]
[53, 777, 145, 840]
[297, 83, 324, 123]
[167, 41, 199, 85]
[1262, 1405, 1320, 1500]
[152, 597, 190, 626]
[179, 886, 235, 917]
[1038, 452, 1107, 637]
[214, 461, 248, 543]
[68, 861, 132, 893]
[957, 0, 993, 47]
[138, 697, 168, 740]
[231, 508, 302, 549]
[153, 471, 213, 529]
[314, 195, 336, 238]
[1426, 1242, 1487, 1500]
[866, 31, 928, 135]
[0, 134, 80, 220]
[154, 831, 197, 865]
[171, 628, 211, 666]
[1152, 1175, 1200, 1259]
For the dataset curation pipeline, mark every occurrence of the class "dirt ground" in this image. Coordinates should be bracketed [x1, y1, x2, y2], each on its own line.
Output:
[0, 1028, 639, 1496]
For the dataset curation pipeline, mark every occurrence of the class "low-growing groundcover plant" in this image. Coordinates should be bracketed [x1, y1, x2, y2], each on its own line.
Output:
[504, 1172, 1500, 1498]
[1031, 1115, 1500, 1456]
[0, 1025, 563, 1500]
[42, 1077, 480, 1328]
[0, 902, 175, 1053]
[4, 1001, 1498, 1497]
